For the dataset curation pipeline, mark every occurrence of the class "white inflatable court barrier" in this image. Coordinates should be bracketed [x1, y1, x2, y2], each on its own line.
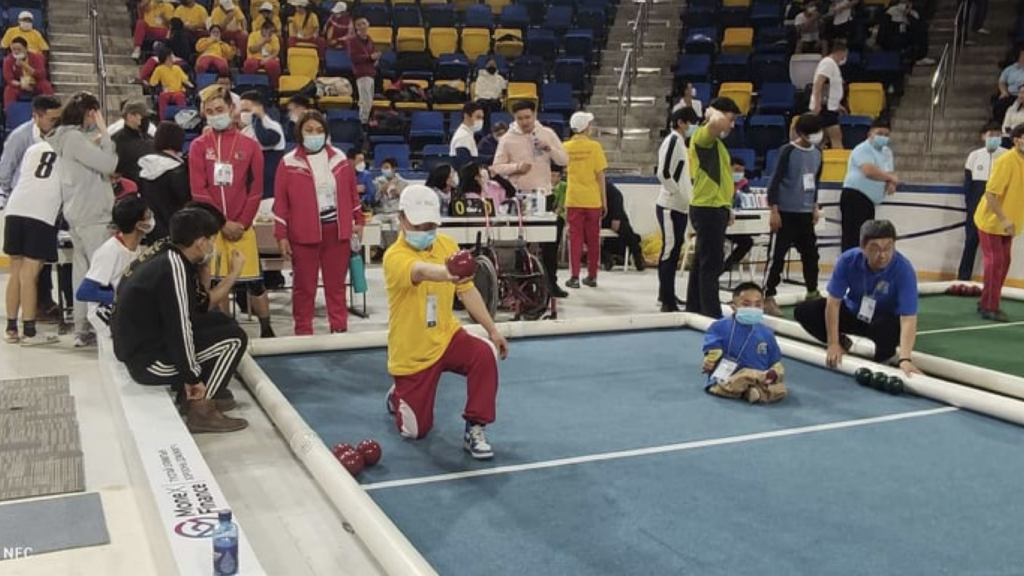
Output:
[240, 312, 1024, 574]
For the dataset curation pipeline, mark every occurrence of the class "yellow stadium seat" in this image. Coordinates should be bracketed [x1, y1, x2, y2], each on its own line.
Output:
[433, 80, 468, 112]
[287, 47, 319, 78]
[396, 27, 427, 53]
[848, 83, 886, 119]
[394, 79, 431, 111]
[278, 75, 313, 106]
[722, 0, 751, 6]
[461, 28, 491, 60]
[721, 27, 754, 55]
[392, 0, 417, 4]
[318, 95, 354, 110]
[452, 0, 478, 11]
[486, 0, 512, 15]
[717, 82, 754, 115]
[368, 27, 393, 52]
[493, 28, 524, 58]
[506, 81, 538, 111]
[429, 28, 458, 58]
[821, 149, 852, 183]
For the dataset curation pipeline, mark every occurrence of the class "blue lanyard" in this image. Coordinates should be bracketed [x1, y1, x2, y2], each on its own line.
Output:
[724, 321, 756, 362]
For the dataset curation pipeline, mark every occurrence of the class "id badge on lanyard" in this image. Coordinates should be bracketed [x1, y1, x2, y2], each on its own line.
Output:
[426, 294, 438, 328]
[214, 162, 234, 186]
[858, 296, 876, 323]
[710, 358, 739, 384]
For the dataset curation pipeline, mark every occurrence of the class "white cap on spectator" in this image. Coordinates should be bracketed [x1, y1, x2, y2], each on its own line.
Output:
[259, 1, 274, 11]
[332, 2, 348, 13]
[399, 185, 442, 226]
[219, 0, 235, 9]
[18, 11, 32, 21]
[290, 0, 310, 6]
[570, 111, 595, 134]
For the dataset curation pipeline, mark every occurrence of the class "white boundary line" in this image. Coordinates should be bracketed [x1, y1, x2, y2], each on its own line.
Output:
[918, 321, 1024, 336]
[362, 407, 957, 492]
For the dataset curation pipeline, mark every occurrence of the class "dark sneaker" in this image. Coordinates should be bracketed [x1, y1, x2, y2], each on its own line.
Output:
[463, 423, 494, 460]
[566, 277, 580, 289]
[582, 276, 597, 288]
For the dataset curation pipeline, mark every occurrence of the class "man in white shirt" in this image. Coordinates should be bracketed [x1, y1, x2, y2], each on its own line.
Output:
[794, 1, 821, 54]
[959, 122, 1007, 281]
[450, 102, 484, 158]
[810, 39, 848, 150]
[655, 107, 699, 313]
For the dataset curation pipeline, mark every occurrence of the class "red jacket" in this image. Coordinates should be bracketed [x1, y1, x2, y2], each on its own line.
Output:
[189, 127, 265, 228]
[273, 145, 365, 245]
[3, 52, 47, 88]
[345, 33, 376, 79]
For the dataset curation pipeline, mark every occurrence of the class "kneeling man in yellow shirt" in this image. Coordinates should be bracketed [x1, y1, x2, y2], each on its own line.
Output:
[383, 185, 509, 459]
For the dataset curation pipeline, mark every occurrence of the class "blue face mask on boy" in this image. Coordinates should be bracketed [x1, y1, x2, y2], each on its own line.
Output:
[405, 229, 436, 251]
[735, 307, 764, 325]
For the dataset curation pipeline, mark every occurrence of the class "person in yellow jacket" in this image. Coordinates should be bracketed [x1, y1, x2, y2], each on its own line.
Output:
[210, 0, 249, 54]
[1, 12, 48, 60]
[195, 25, 237, 76]
[252, 1, 283, 36]
[173, 0, 209, 39]
[974, 123, 1024, 321]
[563, 111, 608, 289]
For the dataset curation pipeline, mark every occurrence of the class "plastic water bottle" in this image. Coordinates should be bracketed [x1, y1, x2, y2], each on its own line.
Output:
[212, 510, 239, 576]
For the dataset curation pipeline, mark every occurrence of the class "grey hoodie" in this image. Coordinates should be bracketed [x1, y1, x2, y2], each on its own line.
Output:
[49, 125, 119, 227]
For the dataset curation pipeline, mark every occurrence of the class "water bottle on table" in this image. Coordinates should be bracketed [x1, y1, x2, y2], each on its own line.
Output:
[213, 509, 239, 576]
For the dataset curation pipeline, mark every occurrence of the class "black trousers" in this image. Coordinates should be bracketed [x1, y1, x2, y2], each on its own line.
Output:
[540, 216, 565, 289]
[764, 212, 819, 297]
[794, 297, 901, 362]
[601, 220, 643, 266]
[686, 206, 729, 318]
[722, 235, 754, 271]
[840, 188, 876, 252]
[123, 312, 248, 400]
[656, 207, 688, 306]
[958, 185, 983, 281]
[38, 265, 55, 306]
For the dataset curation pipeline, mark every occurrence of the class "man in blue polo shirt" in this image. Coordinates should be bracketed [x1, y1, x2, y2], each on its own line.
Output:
[794, 219, 923, 377]
[839, 118, 898, 251]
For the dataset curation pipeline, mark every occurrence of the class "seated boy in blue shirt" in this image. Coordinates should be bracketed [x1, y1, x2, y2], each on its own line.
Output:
[702, 282, 787, 403]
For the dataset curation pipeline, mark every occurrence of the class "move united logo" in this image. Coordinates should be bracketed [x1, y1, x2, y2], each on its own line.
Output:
[174, 515, 220, 539]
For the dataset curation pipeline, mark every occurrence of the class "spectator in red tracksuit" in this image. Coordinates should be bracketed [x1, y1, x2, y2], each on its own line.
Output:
[3, 38, 53, 108]
[189, 84, 276, 338]
[273, 110, 365, 335]
[346, 17, 380, 124]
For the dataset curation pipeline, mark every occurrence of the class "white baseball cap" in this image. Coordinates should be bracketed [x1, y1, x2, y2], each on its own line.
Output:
[399, 185, 442, 226]
[259, 1, 274, 10]
[290, 0, 310, 6]
[570, 111, 595, 134]
[18, 11, 33, 21]
[332, 2, 348, 13]
[219, 0, 235, 9]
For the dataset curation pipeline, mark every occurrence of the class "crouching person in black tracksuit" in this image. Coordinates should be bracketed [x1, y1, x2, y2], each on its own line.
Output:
[112, 207, 250, 434]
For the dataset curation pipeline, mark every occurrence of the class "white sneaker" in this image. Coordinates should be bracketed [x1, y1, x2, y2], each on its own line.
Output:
[977, 28, 991, 35]
[463, 423, 494, 460]
[20, 333, 58, 347]
[73, 332, 96, 348]
[131, 47, 141, 60]
[385, 384, 396, 415]
[916, 57, 937, 66]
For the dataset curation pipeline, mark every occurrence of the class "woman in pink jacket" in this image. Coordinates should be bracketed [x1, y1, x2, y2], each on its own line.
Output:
[273, 110, 365, 335]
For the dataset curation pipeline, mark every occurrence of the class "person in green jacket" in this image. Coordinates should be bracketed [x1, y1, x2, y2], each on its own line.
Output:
[549, 164, 567, 279]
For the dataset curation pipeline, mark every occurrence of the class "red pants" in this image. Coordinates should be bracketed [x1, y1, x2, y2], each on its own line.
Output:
[242, 58, 282, 88]
[196, 55, 230, 76]
[979, 230, 1013, 312]
[392, 329, 498, 439]
[222, 30, 248, 55]
[133, 20, 167, 47]
[287, 36, 326, 59]
[290, 222, 350, 335]
[156, 90, 185, 120]
[568, 207, 601, 279]
[3, 81, 53, 108]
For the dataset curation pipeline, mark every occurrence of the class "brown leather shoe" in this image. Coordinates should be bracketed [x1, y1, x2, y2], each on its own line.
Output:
[214, 398, 238, 412]
[186, 399, 248, 433]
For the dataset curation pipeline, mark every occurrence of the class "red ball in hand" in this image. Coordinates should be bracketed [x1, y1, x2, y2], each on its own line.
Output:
[357, 439, 383, 467]
[446, 250, 477, 278]
[337, 448, 365, 476]
[331, 443, 354, 458]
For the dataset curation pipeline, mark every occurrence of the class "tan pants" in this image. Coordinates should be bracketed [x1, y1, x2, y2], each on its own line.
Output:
[707, 368, 788, 404]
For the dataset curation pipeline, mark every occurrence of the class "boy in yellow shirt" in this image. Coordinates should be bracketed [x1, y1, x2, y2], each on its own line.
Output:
[131, 0, 174, 60]
[974, 123, 1024, 321]
[383, 185, 509, 459]
[173, 0, 210, 38]
[211, 0, 249, 53]
[564, 111, 608, 289]
[1, 12, 48, 60]
[195, 25, 236, 76]
[287, 0, 325, 57]
[150, 46, 194, 120]
[243, 21, 282, 88]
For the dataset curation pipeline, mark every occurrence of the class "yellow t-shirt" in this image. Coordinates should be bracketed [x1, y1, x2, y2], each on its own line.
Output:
[196, 37, 235, 60]
[250, 0, 280, 20]
[252, 13, 283, 35]
[143, 2, 174, 27]
[150, 63, 189, 92]
[289, 12, 321, 40]
[246, 31, 280, 59]
[173, 4, 209, 29]
[977, 149, 1024, 236]
[564, 134, 608, 209]
[211, 6, 248, 32]
[384, 233, 473, 376]
[0, 28, 49, 53]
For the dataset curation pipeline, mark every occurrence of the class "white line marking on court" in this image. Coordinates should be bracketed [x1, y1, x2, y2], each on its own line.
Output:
[918, 321, 1024, 336]
[362, 407, 958, 491]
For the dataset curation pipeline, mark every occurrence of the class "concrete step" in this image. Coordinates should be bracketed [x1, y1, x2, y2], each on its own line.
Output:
[900, 170, 963, 184]
[892, 106, 990, 121]
[900, 154, 976, 171]
[889, 141, 975, 155]
[891, 117, 994, 131]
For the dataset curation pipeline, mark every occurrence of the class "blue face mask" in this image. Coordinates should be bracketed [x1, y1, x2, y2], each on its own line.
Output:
[872, 135, 890, 150]
[685, 124, 698, 138]
[303, 134, 326, 152]
[207, 113, 232, 132]
[732, 172, 744, 183]
[735, 307, 764, 325]
[986, 137, 1002, 151]
[405, 229, 436, 251]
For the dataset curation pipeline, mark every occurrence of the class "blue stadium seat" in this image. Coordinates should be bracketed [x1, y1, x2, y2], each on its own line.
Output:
[728, 148, 757, 177]
[436, 53, 470, 81]
[421, 144, 452, 172]
[162, 105, 189, 122]
[526, 29, 557, 62]
[563, 29, 595, 61]
[840, 52, 864, 83]
[463, 5, 494, 29]
[684, 6, 716, 28]
[673, 54, 712, 88]
[424, 4, 457, 28]
[751, 1, 783, 27]
[499, 5, 530, 29]
[233, 74, 272, 102]
[720, 7, 750, 28]
[446, 112, 462, 137]
[374, 144, 412, 169]
[864, 51, 903, 90]
[553, 58, 589, 95]
[393, 5, 423, 27]
[752, 54, 790, 86]
[723, 117, 747, 149]
[475, 55, 508, 74]
[713, 54, 750, 84]
[325, 49, 353, 76]
[765, 148, 780, 178]
[509, 56, 545, 84]
[326, 110, 361, 122]
[684, 28, 719, 55]
[692, 82, 712, 104]
[576, 7, 607, 40]
[840, 115, 873, 149]
[361, 4, 392, 27]
[329, 116, 363, 148]
[196, 73, 219, 93]
[758, 83, 796, 115]
[542, 6, 574, 36]
[539, 113, 567, 138]
[518, 0, 547, 26]
[5, 102, 31, 132]
[409, 112, 447, 150]
[754, 26, 788, 54]
[489, 111, 514, 130]
[541, 83, 574, 115]
[746, 115, 788, 158]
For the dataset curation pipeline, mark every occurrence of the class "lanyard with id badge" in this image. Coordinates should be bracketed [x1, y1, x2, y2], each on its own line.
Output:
[858, 275, 882, 323]
[710, 322, 757, 384]
[213, 133, 239, 188]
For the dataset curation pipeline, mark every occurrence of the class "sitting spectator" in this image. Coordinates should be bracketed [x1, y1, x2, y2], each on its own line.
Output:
[794, 1, 822, 54]
[138, 41, 187, 84]
[287, 0, 325, 57]
[131, 0, 173, 61]
[671, 82, 704, 118]
[2, 37, 53, 109]
[701, 282, 787, 404]
[109, 98, 160, 137]
[196, 25, 236, 76]
[165, 17, 195, 63]
[243, 20, 282, 88]
[149, 46, 194, 120]
[138, 121, 191, 241]
[995, 47, 1024, 123]
[325, 2, 352, 49]
[76, 195, 151, 335]
[450, 102, 485, 158]
[825, 0, 858, 43]
[173, 0, 209, 42]
[601, 179, 644, 271]
[426, 164, 459, 215]
[112, 207, 250, 434]
[1002, 85, 1024, 135]
[474, 58, 507, 112]
[722, 156, 755, 275]
[1, 12, 49, 62]
[211, 0, 249, 54]
[252, 1, 283, 36]
[477, 122, 507, 158]
[112, 99, 156, 185]
[348, 148, 376, 206]
[373, 157, 408, 213]
[880, 0, 934, 66]
[251, 0, 280, 21]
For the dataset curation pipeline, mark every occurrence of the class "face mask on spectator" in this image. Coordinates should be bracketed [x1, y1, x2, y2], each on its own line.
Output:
[14, 52, 25, 60]
[239, 111, 253, 127]
[872, 135, 889, 149]
[140, 216, 156, 234]
[382, 168, 394, 179]
[473, 119, 484, 132]
[986, 137, 1002, 151]
[808, 132, 824, 145]
[303, 134, 325, 152]
[486, 65, 497, 74]
[405, 229, 435, 251]
[355, 162, 366, 172]
[19, 21, 31, 32]
[208, 113, 232, 132]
